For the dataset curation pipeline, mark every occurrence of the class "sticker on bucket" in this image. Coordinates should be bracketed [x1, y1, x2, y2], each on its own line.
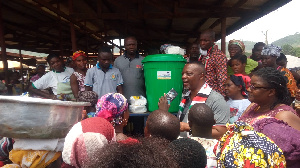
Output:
[157, 71, 171, 79]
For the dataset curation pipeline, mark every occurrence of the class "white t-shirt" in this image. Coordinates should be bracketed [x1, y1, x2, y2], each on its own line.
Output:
[33, 67, 74, 95]
[227, 98, 251, 124]
[190, 137, 218, 168]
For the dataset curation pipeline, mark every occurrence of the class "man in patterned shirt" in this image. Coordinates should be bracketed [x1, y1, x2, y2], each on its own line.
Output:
[199, 29, 227, 96]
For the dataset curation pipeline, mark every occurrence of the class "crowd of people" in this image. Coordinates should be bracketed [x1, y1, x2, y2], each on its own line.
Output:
[0, 29, 300, 168]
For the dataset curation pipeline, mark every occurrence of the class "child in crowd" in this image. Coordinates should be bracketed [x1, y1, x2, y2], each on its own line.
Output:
[224, 75, 251, 124]
[84, 47, 123, 99]
[228, 54, 251, 89]
[77, 91, 98, 119]
[188, 103, 218, 168]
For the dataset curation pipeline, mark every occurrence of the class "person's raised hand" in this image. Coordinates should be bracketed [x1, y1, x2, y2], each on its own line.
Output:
[158, 94, 170, 112]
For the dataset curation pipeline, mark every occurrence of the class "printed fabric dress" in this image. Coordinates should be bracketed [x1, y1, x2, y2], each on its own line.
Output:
[278, 66, 297, 98]
[214, 122, 286, 168]
[73, 72, 86, 92]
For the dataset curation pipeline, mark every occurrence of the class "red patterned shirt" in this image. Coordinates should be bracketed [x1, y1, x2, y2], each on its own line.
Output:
[200, 45, 227, 96]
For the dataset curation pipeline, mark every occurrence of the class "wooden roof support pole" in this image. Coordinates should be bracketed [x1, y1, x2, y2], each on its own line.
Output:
[19, 47, 24, 92]
[69, 0, 77, 53]
[0, 0, 8, 85]
[57, 1, 63, 57]
[221, 17, 226, 54]
[119, 38, 123, 56]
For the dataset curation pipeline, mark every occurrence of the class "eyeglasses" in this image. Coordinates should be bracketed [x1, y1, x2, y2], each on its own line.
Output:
[249, 84, 271, 90]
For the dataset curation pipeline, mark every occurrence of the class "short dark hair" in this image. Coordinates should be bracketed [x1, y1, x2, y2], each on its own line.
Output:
[253, 42, 266, 51]
[98, 47, 113, 59]
[228, 54, 247, 66]
[185, 62, 206, 74]
[188, 103, 215, 129]
[253, 67, 291, 108]
[46, 53, 60, 63]
[87, 137, 179, 168]
[169, 138, 207, 168]
[98, 47, 112, 54]
[125, 36, 137, 43]
[147, 110, 180, 141]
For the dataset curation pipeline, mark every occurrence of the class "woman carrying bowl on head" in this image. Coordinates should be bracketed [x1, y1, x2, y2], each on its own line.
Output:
[29, 54, 74, 100]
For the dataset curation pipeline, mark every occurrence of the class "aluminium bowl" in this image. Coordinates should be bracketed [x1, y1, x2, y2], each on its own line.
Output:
[0, 96, 90, 139]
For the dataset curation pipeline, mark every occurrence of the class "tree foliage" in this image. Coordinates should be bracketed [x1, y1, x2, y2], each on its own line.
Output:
[281, 44, 296, 56]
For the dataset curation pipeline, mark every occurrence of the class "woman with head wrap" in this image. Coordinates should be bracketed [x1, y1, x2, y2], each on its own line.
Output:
[224, 75, 251, 124]
[227, 39, 259, 76]
[62, 117, 116, 168]
[95, 93, 138, 144]
[261, 44, 298, 99]
[70, 50, 88, 100]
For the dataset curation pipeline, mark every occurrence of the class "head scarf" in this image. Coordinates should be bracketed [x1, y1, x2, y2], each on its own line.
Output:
[228, 39, 245, 54]
[261, 44, 282, 57]
[78, 91, 98, 106]
[72, 50, 87, 61]
[215, 122, 286, 168]
[62, 117, 116, 168]
[95, 93, 128, 125]
[230, 75, 248, 98]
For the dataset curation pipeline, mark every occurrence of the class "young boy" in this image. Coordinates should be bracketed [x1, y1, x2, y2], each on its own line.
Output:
[188, 103, 218, 168]
[84, 47, 123, 98]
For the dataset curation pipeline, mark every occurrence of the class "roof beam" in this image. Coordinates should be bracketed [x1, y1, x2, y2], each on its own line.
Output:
[183, 0, 226, 43]
[32, 0, 121, 48]
[210, 0, 249, 30]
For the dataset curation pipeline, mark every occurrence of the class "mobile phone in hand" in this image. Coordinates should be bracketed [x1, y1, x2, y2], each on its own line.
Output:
[165, 88, 178, 104]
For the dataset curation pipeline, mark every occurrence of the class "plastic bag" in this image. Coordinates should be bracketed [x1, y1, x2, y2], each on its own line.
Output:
[129, 96, 147, 113]
[129, 105, 147, 113]
[129, 96, 147, 106]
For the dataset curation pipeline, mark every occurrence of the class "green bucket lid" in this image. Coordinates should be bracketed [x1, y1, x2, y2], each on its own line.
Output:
[142, 54, 187, 63]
